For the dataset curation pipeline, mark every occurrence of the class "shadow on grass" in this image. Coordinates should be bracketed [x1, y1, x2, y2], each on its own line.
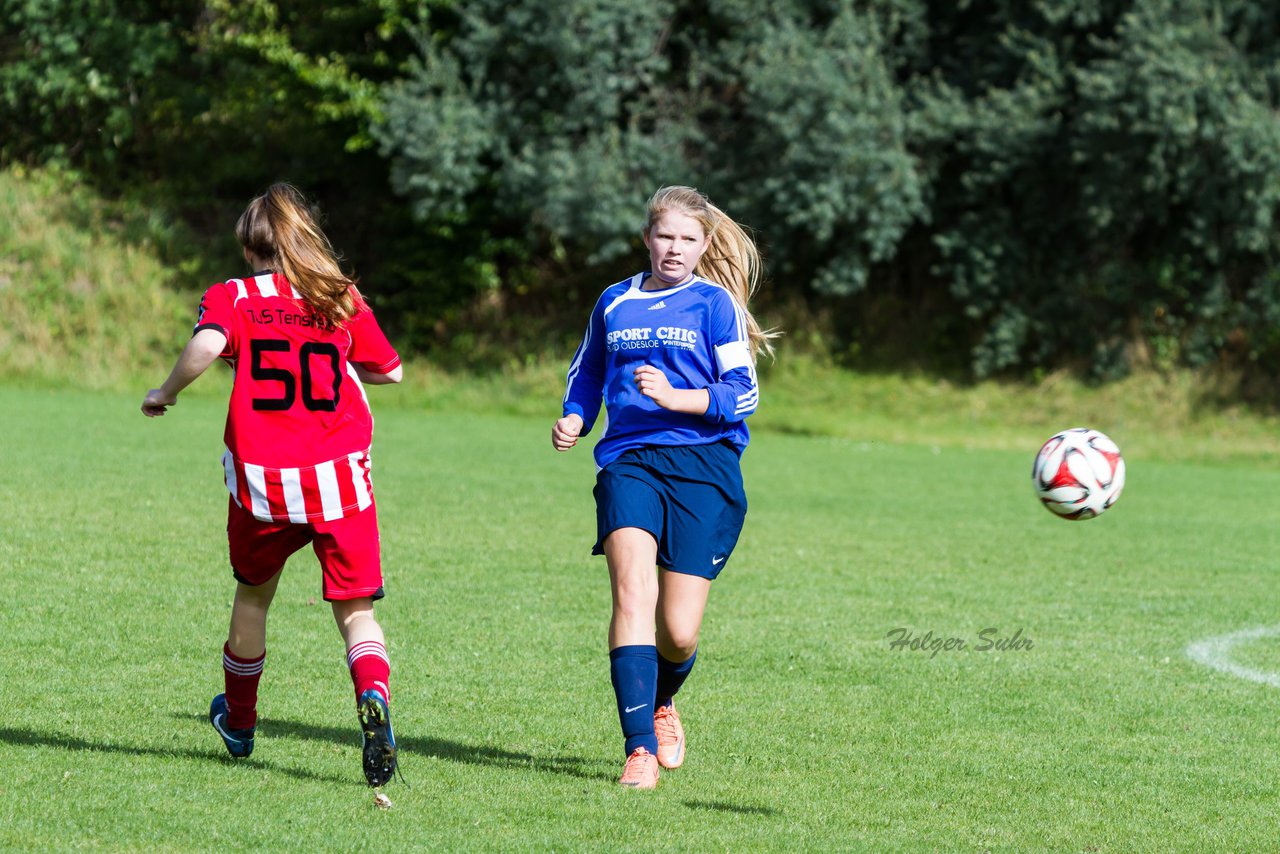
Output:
[176, 712, 615, 783]
[0, 726, 348, 785]
[683, 799, 780, 817]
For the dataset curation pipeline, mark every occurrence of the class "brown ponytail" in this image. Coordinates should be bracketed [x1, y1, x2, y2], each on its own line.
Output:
[235, 183, 362, 326]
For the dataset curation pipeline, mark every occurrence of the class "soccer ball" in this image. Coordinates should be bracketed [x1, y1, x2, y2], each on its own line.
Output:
[1031, 428, 1125, 520]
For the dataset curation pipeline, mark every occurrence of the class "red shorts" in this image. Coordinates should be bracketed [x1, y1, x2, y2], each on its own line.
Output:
[226, 498, 384, 601]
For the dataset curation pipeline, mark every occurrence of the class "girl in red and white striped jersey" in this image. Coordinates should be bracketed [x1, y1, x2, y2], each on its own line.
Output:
[142, 183, 402, 786]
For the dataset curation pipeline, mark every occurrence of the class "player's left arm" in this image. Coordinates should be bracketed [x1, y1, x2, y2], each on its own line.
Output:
[346, 307, 403, 385]
[351, 363, 403, 385]
[698, 290, 758, 423]
[636, 291, 758, 420]
[141, 328, 229, 416]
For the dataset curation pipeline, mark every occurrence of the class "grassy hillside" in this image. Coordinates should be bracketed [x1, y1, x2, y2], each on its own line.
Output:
[6, 166, 1280, 465]
[0, 166, 200, 386]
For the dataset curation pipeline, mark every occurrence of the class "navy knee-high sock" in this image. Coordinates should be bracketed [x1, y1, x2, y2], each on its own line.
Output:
[656, 648, 697, 708]
[609, 645, 659, 757]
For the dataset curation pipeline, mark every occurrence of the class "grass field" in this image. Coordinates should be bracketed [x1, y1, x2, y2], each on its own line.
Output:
[4, 383, 1280, 851]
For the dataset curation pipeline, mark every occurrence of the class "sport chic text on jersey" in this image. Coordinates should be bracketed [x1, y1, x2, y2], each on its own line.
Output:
[562, 272, 759, 468]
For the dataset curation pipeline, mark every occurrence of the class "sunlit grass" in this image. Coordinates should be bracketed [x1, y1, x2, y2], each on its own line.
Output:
[4, 385, 1280, 850]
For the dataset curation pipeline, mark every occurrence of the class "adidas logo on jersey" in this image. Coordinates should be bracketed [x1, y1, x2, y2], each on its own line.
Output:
[648, 300, 667, 310]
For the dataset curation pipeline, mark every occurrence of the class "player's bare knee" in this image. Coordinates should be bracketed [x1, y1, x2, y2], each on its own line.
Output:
[331, 597, 376, 627]
[658, 627, 699, 659]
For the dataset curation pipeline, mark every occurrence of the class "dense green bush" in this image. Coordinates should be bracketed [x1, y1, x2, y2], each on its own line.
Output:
[375, 0, 1280, 379]
[6, 1, 1280, 383]
[913, 0, 1280, 377]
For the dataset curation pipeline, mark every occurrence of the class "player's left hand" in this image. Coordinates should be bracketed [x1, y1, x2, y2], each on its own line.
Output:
[634, 365, 676, 409]
[141, 388, 176, 417]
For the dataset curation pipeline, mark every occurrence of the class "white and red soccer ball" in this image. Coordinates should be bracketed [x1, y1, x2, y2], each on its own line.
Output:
[1032, 428, 1125, 520]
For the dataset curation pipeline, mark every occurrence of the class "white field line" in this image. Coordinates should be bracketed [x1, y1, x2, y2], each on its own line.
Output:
[1186, 625, 1280, 688]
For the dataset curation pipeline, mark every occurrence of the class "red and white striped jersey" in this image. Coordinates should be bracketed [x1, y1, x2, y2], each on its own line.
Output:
[195, 271, 400, 523]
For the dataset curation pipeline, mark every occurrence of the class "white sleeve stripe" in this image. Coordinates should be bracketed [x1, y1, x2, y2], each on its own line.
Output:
[562, 321, 593, 405]
[715, 341, 753, 376]
[714, 291, 759, 405]
[231, 279, 249, 303]
[730, 292, 747, 342]
[726, 294, 757, 387]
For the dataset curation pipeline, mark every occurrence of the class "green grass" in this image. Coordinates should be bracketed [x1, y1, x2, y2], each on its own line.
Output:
[4, 383, 1280, 851]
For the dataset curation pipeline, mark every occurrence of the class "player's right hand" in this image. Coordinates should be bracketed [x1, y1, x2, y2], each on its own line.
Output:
[141, 388, 176, 417]
[552, 414, 583, 451]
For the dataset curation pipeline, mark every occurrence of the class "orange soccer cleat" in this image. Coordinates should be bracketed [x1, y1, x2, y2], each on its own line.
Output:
[653, 703, 686, 769]
[619, 746, 660, 789]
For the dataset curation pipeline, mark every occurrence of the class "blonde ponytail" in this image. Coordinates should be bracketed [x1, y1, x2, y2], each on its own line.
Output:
[235, 183, 362, 326]
[645, 186, 778, 360]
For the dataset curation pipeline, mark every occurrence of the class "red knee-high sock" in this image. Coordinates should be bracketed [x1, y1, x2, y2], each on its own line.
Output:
[347, 640, 391, 702]
[223, 643, 265, 730]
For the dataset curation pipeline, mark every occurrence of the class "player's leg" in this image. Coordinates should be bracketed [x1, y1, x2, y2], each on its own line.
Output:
[604, 526, 662, 789]
[214, 502, 305, 757]
[315, 504, 396, 786]
[653, 571, 711, 769]
[607, 526, 661, 649]
[211, 575, 283, 758]
[649, 440, 748, 770]
[228, 570, 283, 658]
[332, 596, 397, 787]
[656, 570, 710, 687]
[332, 597, 390, 702]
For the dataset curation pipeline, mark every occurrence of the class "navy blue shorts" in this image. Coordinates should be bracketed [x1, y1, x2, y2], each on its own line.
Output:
[593, 441, 747, 580]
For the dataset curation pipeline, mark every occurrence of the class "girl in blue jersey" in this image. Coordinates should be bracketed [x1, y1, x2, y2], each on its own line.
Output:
[552, 185, 775, 789]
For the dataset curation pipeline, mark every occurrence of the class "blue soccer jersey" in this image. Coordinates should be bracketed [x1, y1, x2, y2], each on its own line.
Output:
[562, 272, 759, 468]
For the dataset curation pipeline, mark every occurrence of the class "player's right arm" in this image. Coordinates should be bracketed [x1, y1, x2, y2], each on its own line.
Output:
[142, 328, 228, 416]
[551, 413, 583, 451]
[557, 294, 609, 449]
[142, 283, 235, 417]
